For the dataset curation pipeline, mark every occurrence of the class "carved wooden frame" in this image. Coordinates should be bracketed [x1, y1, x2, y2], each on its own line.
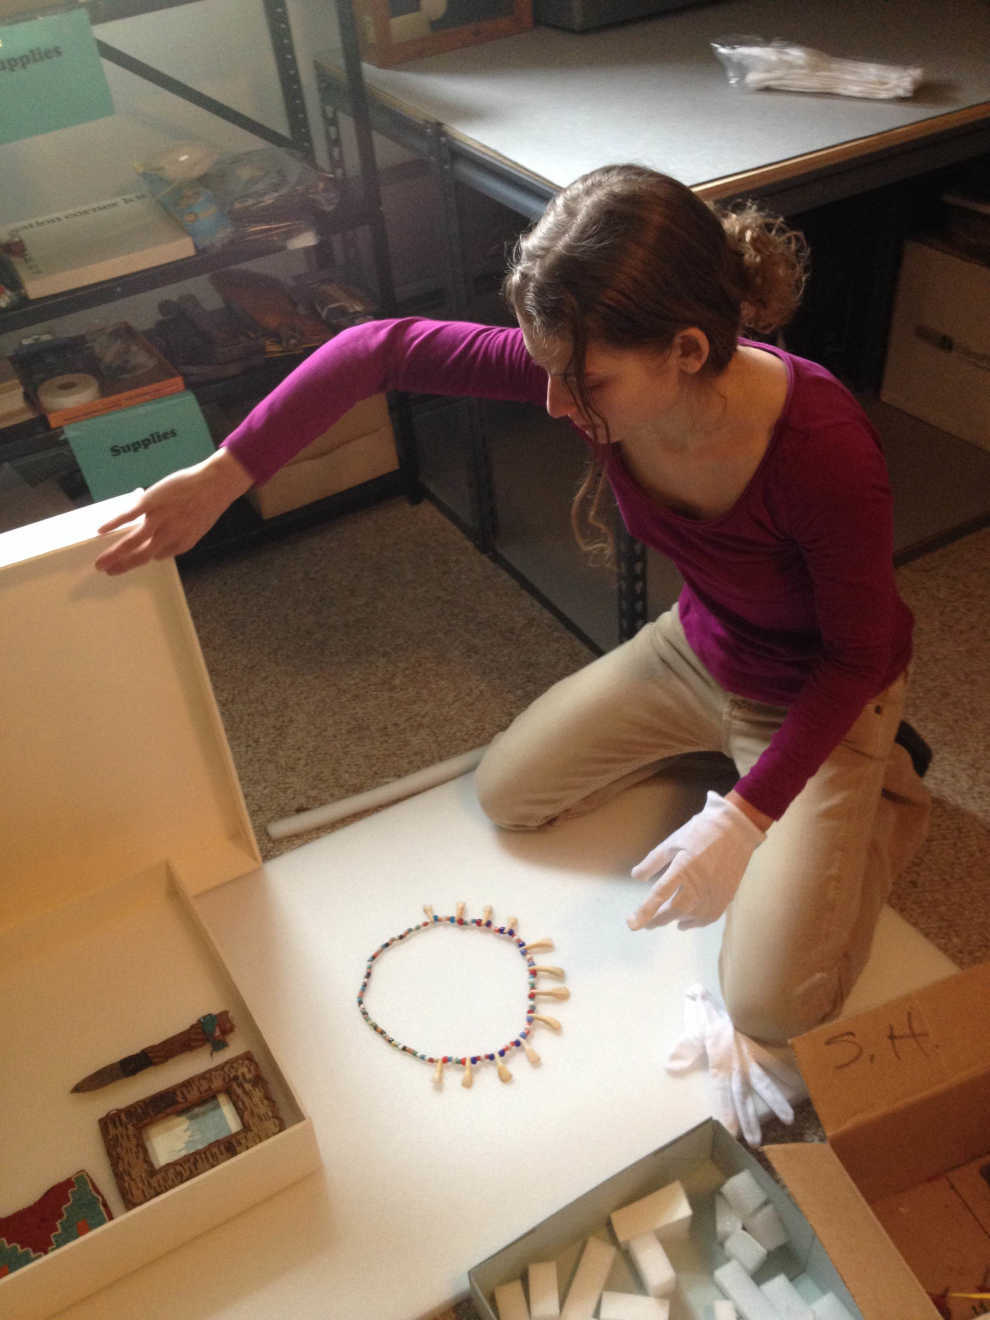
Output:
[99, 1051, 283, 1209]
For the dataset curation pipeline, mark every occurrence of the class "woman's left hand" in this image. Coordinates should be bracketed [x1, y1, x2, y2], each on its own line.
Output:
[627, 791, 766, 931]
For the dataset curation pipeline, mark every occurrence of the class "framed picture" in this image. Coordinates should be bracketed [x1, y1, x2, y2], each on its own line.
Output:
[354, 0, 533, 68]
[99, 1052, 284, 1210]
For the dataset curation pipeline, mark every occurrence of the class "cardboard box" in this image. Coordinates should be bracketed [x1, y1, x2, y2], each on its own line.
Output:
[469, 1118, 862, 1319]
[880, 238, 990, 452]
[768, 964, 990, 1320]
[249, 393, 398, 518]
[0, 498, 321, 1319]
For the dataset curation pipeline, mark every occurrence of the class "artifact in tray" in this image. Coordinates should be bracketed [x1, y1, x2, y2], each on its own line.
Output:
[72, 1010, 235, 1092]
[100, 1051, 284, 1210]
[0, 1172, 114, 1277]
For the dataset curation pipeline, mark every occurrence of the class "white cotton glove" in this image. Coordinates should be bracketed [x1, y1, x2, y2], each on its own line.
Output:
[626, 792, 764, 931]
[667, 984, 805, 1146]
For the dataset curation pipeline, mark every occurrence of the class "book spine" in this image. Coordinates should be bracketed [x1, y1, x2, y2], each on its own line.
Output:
[20, 239, 195, 299]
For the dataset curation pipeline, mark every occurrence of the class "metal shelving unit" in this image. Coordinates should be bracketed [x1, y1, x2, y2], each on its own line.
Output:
[0, 0, 411, 552]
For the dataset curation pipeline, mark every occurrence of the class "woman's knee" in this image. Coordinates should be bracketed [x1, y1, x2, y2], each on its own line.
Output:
[474, 746, 552, 830]
[720, 965, 845, 1046]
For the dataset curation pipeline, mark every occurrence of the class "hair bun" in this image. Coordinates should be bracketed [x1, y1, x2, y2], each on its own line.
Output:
[720, 203, 810, 334]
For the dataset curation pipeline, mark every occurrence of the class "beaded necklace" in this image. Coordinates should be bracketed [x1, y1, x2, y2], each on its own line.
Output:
[357, 902, 569, 1089]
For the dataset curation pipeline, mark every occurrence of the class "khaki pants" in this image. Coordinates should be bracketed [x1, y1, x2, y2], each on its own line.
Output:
[476, 606, 930, 1044]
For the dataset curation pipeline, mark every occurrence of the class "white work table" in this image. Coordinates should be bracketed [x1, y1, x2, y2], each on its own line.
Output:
[54, 771, 956, 1320]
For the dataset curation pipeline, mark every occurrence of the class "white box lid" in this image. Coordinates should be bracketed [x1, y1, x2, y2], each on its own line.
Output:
[0, 494, 260, 928]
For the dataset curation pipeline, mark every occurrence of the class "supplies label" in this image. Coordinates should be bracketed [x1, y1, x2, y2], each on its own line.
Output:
[0, 10, 113, 145]
[64, 393, 215, 502]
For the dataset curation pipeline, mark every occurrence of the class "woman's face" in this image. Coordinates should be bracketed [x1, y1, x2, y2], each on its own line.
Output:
[522, 332, 689, 447]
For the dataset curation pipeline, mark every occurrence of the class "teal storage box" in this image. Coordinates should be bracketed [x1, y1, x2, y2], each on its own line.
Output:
[63, 391, 215, 501]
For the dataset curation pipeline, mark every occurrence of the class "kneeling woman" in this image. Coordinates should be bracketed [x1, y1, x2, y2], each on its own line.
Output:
[96, 165, 931, 1116]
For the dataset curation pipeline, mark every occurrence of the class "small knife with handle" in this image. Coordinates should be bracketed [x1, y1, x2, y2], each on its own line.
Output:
[71, 1011, 235, 1092]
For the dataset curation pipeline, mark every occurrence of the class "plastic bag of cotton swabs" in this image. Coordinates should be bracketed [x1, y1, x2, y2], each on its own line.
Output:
[712, 34, 924, 100]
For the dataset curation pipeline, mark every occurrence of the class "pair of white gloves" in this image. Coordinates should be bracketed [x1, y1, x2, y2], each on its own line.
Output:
[625, 791, 803, 1143]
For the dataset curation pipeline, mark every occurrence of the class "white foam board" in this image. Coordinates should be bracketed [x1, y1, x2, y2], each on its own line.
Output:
[47, 769, 955, 1320]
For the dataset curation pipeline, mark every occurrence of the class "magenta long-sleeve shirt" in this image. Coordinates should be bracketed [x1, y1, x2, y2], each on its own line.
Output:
[223, 318, 912, 819]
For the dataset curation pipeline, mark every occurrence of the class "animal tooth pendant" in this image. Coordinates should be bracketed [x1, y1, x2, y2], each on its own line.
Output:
[531, 1013, 562, 1031]
[524, 1044, 541, 1066]
[534, 986, 570, 1001]
[523, 938, 555, 954]
[533, 965, 565, 979]
[462, 1059, 473, 1089]
[497, 1061, 512, 1083]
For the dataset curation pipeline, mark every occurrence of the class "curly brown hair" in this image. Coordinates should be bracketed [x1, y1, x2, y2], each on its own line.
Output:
[503, 164, 810, 559]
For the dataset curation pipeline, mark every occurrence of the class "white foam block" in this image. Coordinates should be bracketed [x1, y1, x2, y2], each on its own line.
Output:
[625, 1234, 676, 1299]
[598, 1292, 670, 1319]
[712, 1302, 738, 1320]
[790, 1276, 822, 1304]
[723, 1228, 768, 1275]
[609, 1180, 692, 1245]
[720, 1171, 768, 1220]
[495, 1278, 531, 1320]
[761, 1273, 814, 1319]
[528, 1260, 560, 1320]
[561, 1237, 616, 1320]
[715, 1192, 743, 1242]
[714, 1261, 779, 1320]
[743, 1202, 790, 1253]
[810, 1296, 858, 1320]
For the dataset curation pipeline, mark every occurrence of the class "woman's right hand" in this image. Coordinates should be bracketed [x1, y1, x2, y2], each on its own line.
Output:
[94, 448, 254, 576]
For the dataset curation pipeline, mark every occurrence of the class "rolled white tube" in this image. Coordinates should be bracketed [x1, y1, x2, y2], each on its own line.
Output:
[266, 745, 487, 839]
